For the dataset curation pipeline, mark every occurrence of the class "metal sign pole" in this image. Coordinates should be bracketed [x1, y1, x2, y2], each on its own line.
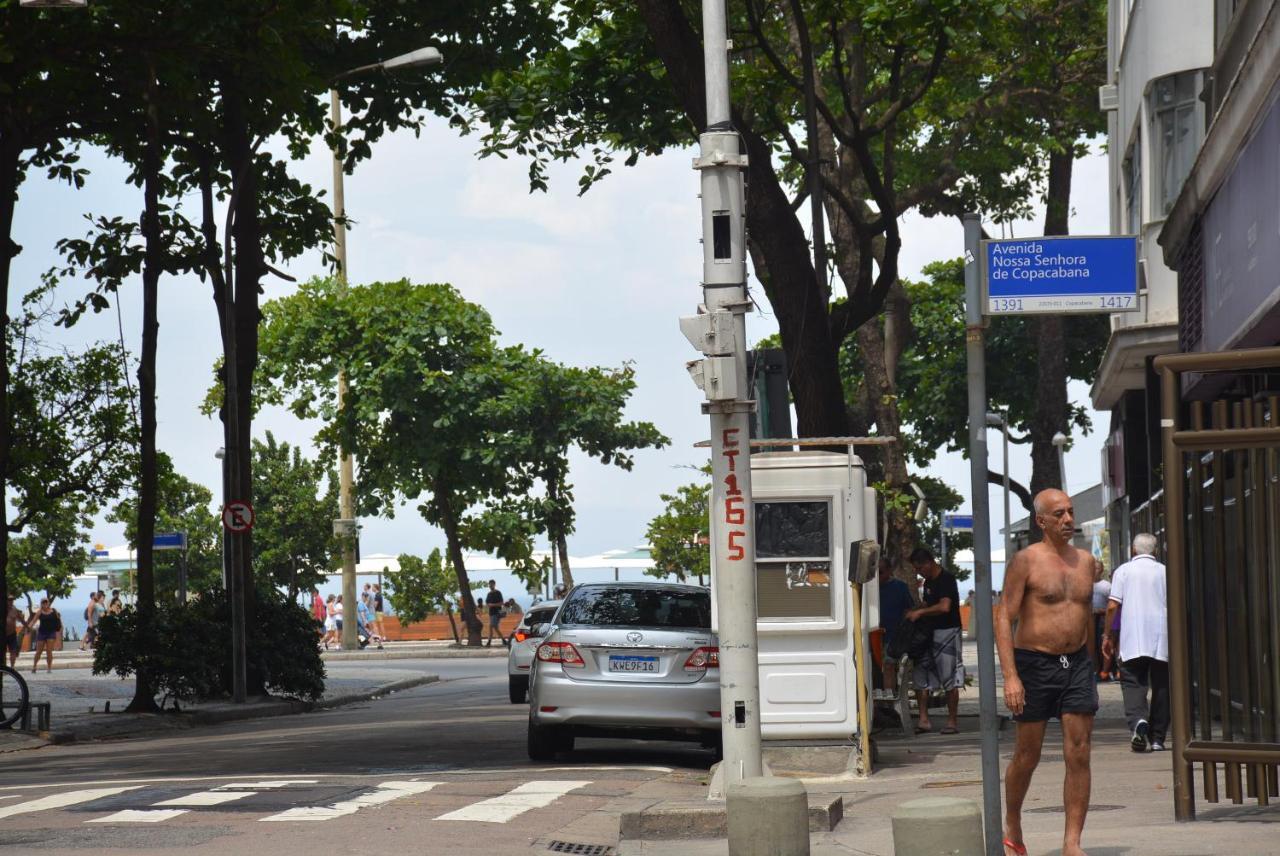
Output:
[964, 214, 1002, 855]
[684, 0, 764, 790]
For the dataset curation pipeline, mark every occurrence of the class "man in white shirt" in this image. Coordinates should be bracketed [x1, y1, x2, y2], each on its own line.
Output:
[1103, 533, 1168, 753]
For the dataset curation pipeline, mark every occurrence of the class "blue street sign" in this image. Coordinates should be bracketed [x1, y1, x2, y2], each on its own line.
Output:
[982, 235, 1139, 315]
[944, 514, 974, 533]
[153, 532, 187, 551]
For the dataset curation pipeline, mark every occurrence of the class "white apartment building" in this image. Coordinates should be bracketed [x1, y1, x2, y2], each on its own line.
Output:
[1092, 0, 1215, 557]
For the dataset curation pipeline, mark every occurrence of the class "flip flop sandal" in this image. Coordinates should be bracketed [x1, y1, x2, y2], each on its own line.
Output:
[1002, 839, 1028, 856]
[914, 726, 933, 735]
[940, 725, 959, 734]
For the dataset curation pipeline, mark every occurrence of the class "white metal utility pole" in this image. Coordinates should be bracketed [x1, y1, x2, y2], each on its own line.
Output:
[327, 46, 442, 650]
[330, 88, 360, 651]
[680, 0, 764, 788]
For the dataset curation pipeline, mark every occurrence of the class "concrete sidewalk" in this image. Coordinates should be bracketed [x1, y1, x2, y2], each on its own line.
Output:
[0, 659, 441, 752]
[621, 645, 1280, 855]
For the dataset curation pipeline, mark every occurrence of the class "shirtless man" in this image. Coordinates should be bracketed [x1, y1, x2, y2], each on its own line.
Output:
[996, 489, 1097, 856]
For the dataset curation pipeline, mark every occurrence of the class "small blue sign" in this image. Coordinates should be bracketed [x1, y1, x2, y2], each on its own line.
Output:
[944, 514, 974, 532]
[153, 532, 187, 551]
[983, 235, 1139, 315]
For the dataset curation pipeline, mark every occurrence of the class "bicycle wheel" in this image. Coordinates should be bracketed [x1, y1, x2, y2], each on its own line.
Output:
[0, 665, 30, 729]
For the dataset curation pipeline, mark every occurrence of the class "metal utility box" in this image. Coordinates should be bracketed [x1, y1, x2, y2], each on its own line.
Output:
[710, 449, 878, 740]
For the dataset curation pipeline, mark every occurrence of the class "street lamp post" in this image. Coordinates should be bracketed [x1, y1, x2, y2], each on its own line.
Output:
[329, 46, 442, 650]
[1052, 431, 1068, 493]
[986, 412, 1012, 560]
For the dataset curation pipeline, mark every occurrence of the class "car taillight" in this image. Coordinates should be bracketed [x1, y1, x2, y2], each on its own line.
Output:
[514, 631, 528, 643]
[684, 646, 719, 672]
[536, 641, 584, 667]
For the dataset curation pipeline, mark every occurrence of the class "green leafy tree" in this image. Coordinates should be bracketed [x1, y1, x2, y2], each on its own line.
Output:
[477, 360, 669, 589]
[107, 453, 222, 600]
[473, 0, 1106, 565]
[645, 474, 711, 584]
[4, 314, 135, 606]
[256, 277, 547, 646]
[7, 499, 91, 609]
[387, 550, 466, 645]
[250, 432, 340, 599]
[0, 0, 104, 617]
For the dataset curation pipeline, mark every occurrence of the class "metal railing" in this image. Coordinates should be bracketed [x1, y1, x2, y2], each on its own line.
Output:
[1156, 346, 1280, 820]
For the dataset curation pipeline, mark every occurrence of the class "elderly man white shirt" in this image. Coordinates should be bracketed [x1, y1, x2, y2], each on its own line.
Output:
[1105, 533, 1168, 752]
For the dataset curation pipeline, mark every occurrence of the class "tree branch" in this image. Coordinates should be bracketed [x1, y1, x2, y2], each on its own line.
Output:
[987, 469, 1033, 514]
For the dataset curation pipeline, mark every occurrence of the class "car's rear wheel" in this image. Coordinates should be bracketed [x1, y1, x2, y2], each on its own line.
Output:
[527, 717, 561, 761]
[702, 732, 723, 761]
[508, 675, 528, 704]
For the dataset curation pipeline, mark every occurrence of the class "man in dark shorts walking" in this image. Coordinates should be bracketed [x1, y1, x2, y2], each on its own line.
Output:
[996, 489, 1097, 856]
[484, 580, 505, 647]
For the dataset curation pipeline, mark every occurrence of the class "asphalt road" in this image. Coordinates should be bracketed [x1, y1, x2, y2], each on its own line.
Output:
[1, 657, 714, 855]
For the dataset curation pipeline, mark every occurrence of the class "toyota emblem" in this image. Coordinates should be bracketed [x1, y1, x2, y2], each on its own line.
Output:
[626, 631, 644, 643]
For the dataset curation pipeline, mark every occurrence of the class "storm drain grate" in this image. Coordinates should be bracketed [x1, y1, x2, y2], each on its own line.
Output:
[546, 842, 613, 855]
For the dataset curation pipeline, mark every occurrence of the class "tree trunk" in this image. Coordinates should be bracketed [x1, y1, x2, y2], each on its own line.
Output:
[438, 497, 482, 646]
[0, 134, 20, 618]
[127, 74, 163, 714]
[222, 83, 265, 690]
[1028, 148, 1074, 540]
[444, 603, 460, 646]
[556, 533, 573, 591]
[855, 320, 917, 583]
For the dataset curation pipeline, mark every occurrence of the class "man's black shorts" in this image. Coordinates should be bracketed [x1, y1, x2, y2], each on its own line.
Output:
[1013, 646, 1098, 722]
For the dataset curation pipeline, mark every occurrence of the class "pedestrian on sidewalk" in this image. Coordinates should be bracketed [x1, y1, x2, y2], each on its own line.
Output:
[484, 580, 505, 647]
[321, 594, 338, 649]
[372, 583, 388, 640]
[904, 547, 963, 735]
[31, 599, 63, 674]
[1104, 533, 1169, 753]
[358, 592, 383, 649]
[5, 596, 25, 668]
[877, 558, 913, 694]
[311, 589, 325, 627]
[995, 489, 1097, 856]
[88, 591, 106, 650]
[333, 595, 345, 646]
[80, 592, 97, 651]
[1091, 558, 1114, 680]
[108, 590, 123, 616]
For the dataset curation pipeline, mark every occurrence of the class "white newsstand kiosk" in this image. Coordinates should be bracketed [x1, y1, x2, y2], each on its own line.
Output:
[710, 444, 881, 748]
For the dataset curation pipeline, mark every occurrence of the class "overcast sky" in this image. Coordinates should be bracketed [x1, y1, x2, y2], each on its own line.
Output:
[9, 112, 1110, 567]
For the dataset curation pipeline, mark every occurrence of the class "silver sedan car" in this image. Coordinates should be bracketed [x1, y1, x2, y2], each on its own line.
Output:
[507, 599, 562, 703]
[526, 582, 720, 760]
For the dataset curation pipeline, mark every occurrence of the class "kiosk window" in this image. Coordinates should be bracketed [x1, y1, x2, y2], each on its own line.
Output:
[754, 501, 832, 619]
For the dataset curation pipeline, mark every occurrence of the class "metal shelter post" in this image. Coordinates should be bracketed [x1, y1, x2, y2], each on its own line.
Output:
[964, 214, 1002, 854]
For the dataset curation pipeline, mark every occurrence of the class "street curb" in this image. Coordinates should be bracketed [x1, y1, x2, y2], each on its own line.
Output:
[618, 793, 843, 840]
[26, 647, 505, 671]
[17, 673, 440, 749]
[312, 674, 440, 710]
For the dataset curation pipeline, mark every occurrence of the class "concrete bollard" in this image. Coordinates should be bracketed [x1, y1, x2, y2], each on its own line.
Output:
[891, 797, 984, 856]
[726, 776, 810, 856]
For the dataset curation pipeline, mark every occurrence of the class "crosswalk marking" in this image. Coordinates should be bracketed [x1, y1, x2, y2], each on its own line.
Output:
[258, 780, 441, 822]
[154, 791, 254, 807]
[435, 780, 591, 824]
[89, 809, 189, 824]
[0, 787, 143, 820]
[215, 780, 317, 790]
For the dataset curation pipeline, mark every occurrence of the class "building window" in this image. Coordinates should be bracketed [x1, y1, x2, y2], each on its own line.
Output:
[754, 500, 832, 620]
[1124, 142, 1141, 235]
[1150, 71, 1204, 217]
